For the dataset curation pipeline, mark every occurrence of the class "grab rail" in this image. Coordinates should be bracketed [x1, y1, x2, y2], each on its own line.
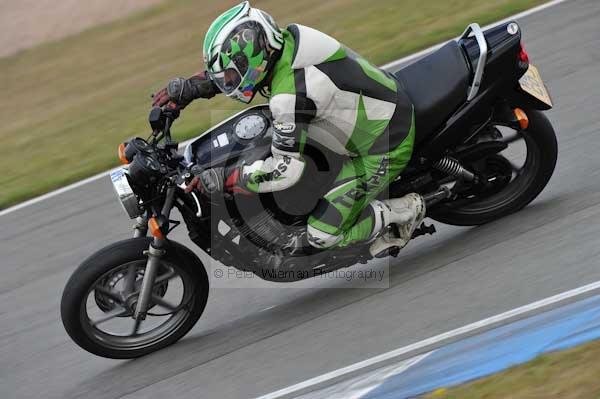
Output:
[461, 23, 488, 101]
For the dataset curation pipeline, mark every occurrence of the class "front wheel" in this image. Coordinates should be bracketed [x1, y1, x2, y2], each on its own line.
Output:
[60, 237, 209, 359]
[429, 109, 558, 226]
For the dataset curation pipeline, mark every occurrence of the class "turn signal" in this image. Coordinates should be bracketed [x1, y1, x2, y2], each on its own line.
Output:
[118, 143, 129, 165]
[149, 217, 165, 239]
[514, 108, 529, 130]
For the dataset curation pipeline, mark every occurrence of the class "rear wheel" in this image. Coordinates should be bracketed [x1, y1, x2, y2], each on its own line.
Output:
[60, 237, 209, 359]
[429, 109, 557, 226]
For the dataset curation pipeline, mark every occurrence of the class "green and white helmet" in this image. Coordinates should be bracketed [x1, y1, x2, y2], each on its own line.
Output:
[203, 1, 283, 103]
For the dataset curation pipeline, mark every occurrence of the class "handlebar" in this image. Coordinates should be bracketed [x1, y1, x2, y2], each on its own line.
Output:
[148, 106, 179, 145]
[139, 106, 204, 217]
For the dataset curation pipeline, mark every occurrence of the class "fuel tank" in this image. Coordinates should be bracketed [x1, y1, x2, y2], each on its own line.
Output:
[183, 105, 274, 170]
[183, 105, 343, 217]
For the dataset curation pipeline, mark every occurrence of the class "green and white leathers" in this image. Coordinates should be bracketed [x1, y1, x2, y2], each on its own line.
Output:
[205, 3, 416, 249]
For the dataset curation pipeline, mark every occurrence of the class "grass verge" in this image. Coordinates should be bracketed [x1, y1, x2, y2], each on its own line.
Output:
[425, 339, 600, 399]
[0, 0, 547, 208]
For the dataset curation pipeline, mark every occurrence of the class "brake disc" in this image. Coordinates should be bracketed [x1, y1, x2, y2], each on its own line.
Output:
[94, 265, 169, 314]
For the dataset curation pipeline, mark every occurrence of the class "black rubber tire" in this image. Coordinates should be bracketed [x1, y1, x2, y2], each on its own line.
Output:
[429, 109, 557, 226]
[60, 237, 209, 359]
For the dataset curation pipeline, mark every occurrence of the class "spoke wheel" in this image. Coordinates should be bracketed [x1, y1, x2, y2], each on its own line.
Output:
[61, 238, 209, 359]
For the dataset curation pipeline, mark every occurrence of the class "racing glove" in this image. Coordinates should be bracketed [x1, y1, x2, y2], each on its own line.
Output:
[152, 71, 219, 109]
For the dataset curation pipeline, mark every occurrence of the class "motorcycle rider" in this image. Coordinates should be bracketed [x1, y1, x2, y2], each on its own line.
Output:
[152, 1, 425, 256]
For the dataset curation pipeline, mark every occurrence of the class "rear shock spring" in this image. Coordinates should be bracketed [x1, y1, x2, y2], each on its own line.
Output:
[434, 157, 475, 181]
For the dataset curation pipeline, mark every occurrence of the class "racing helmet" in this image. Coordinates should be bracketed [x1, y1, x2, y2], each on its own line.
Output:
[203, 1, 283, 103]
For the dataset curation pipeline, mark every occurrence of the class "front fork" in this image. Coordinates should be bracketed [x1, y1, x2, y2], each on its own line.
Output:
[132, 186, 176, 320]
[133, 242, 165, 320]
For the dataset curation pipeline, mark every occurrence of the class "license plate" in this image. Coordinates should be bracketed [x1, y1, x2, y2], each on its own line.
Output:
[519, 64, 553, 107]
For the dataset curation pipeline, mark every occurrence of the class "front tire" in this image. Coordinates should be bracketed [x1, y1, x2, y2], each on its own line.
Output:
[60, 237, 209, 359]
[429, 109, 557, 226]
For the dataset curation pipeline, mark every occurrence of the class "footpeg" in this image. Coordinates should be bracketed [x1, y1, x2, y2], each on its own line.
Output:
[374, 245, 401, 259]
[411, 222, 436, 239]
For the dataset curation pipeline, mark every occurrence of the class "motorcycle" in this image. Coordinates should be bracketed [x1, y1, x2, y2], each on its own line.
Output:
[61, 21, 557, 358]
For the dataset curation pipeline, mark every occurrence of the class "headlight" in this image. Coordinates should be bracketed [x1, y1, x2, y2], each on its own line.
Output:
[110, 168, 141, 219]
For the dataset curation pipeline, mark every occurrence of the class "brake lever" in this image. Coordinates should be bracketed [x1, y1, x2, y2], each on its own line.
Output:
[177, 182, 202, 218]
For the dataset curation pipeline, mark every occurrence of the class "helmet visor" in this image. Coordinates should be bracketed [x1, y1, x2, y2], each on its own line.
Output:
[210, 67, 243, 95]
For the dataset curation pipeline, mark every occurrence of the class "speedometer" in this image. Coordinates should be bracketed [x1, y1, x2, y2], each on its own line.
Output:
[129, 137, 154, 154]
[234, 114, 267, 140]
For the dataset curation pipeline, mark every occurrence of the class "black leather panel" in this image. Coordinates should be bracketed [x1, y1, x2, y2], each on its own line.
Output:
[393, 41, 470, 144]
[316, 57, 398, 104]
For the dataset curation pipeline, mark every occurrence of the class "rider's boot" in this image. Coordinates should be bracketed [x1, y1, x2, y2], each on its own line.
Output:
[369, 193, 426, 258]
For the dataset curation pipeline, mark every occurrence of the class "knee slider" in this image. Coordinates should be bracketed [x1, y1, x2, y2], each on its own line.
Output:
[306, 225, 342, 249]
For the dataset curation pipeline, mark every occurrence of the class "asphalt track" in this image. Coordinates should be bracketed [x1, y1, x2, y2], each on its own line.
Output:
[2, 1, 600, 398]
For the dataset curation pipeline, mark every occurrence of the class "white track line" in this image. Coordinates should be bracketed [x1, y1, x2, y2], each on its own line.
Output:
[0, 0, 571, 218]
[309, 352, 432, 399]
[257, 278, 600, 399]
[0, 134, 194, 218]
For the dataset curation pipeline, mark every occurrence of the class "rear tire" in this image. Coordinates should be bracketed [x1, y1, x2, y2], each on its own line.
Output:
[60, 237, 209, 359]
[429, 109, 557, 226]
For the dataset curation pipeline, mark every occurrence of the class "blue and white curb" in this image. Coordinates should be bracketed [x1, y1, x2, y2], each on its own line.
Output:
[359, 294, 600, 398]
[295, 353, 433, 399]
[258, 279, 600, 399]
